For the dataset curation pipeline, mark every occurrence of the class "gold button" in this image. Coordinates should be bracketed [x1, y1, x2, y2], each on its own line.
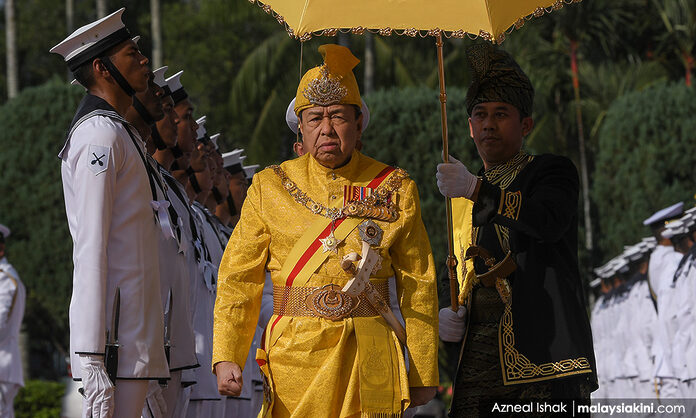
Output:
[331, 195, 337, 199]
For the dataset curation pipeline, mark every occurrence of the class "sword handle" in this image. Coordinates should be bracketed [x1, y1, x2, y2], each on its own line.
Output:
[104, 344, 119, 384]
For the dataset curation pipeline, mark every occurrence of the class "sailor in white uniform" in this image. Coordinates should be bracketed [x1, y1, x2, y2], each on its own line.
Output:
[663, 210, 696, 400]
[122, 66, 200, 418]
[643, 202, 685, 399]
[622, 242, 657, 399]
[50, 8, 169, 417]
[590, 269, 609, 399]
[188, 118, 226, 417]
[0, 225, 24, 418]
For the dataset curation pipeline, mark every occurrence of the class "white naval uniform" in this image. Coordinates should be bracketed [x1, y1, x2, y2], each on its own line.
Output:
[670, 248, 696, 398]
[608, 289, 632, 398]
[187, 202, 225, 416]
[0, 257, 24, 418]
[648, 245, 683, 398]
[60, 96, 168, 381]
[148, 159, 198, 372]
[591, 295, 608, 399]
[143, 159, 199, 418]
[628, 277, 657, 398]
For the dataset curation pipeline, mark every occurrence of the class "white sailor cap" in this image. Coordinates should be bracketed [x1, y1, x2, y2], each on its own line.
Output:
[589, 278, 601, 289]
[285, 97, 371, 134]
[643, 202, 684, 227]
[662, 218, 687, 239]
[623, 244, 643, 262]
[50, 8, 131, 72]
[641, 236, 657, 249]
[210, 133, 221, 150]
[195, 116, 207, 140]
[243, 165, 260, 179]
[222, 149, 245, 174]
[68, 33, 139, 89]
[0, 224, 9, 239]
[153, 66, 168, 91]
[614, 256, 630, 274]
[165, 70, 188, 104]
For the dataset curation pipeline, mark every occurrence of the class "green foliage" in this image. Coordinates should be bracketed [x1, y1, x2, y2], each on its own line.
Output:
[361, 86, 480, 304]
[0, 79, 84, 377]
[14, 379, 65, 418]
[592, 81, 696, 258]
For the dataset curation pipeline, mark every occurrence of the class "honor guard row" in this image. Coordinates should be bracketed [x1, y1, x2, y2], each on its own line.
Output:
[50, 8, 259, 418]
[591, 201, 696, 404]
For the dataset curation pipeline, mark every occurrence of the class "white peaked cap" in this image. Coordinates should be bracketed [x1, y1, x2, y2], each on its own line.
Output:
[623, 244, 642, 262]
[285, 98, 371, 134]
[196, 116, 207, 139]
[222, 149, 244, 168]
[50, 8, 130, 71]
[153, 66, 168, 88]
[589, 278, 601, 289]
[0, 224, 10, 238]
[165, 70, 184, 92]
[662, 218, 686, 239]
[210, 133, 220, 150]
[643, 202, 684, 226]
[243, 165, 260, 178]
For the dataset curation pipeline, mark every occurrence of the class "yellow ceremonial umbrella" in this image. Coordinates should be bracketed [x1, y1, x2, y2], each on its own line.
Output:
[249, 0, 582, 309]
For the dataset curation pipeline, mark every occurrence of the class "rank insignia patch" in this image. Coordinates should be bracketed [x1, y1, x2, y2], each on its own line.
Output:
[87, 144, 110, 175]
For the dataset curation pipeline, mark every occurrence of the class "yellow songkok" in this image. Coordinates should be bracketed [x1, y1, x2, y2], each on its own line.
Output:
[294, 44, 362, 115]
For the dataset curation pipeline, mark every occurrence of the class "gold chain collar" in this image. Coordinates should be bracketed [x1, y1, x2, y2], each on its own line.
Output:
[270, 165, 406, 222]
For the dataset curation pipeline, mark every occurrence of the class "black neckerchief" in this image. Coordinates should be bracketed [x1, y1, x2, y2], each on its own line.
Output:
[161, 169, 203, 263]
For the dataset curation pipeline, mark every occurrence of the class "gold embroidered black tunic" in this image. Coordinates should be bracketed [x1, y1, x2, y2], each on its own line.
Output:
[450, 153, 597, 416]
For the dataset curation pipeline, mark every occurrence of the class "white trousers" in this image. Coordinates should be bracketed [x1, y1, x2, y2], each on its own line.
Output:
[0, 382, 20, 418]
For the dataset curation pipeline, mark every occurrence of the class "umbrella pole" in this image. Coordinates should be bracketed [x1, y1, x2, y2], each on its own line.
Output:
[436, 32, 459, 311]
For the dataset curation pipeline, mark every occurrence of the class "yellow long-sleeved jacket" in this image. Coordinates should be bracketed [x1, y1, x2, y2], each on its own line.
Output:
[213, 150, 438, 417]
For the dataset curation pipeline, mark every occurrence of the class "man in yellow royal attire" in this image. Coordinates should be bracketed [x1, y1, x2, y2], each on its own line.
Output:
[212, 44, 439, 417]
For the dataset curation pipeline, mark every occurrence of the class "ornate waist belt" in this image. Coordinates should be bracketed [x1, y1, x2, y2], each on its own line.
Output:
[273, 282, 390, 321]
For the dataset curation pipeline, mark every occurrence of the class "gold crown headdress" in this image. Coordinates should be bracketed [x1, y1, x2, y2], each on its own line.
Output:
[294, 44, 361, 115]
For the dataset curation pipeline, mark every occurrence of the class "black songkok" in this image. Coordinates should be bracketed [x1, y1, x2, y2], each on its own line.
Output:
[465, 43, 534, 117]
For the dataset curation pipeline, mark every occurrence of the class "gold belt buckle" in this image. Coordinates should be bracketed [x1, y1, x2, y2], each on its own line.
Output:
[305, 284, 359, 320]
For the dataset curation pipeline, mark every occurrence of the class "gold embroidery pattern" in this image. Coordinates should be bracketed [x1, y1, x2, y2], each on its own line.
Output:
[247, 0, 581, 44]
[469, 152, 534, 280]
[302, 66, 347, 106]
[499, 303, 592, 385]
[501, 191, 522, 221]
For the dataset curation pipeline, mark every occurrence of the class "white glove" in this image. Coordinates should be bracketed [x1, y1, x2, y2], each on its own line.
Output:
[79, 354, 115, 418]
[436, 155, 478, 199]
[142, 380, 167, 418]
[439, 306, 467, 342]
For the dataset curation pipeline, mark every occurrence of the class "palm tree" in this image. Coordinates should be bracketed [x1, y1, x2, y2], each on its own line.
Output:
[551, 0, 640, 254]
[5, 0, 18, 99]
[652, 0, 696, 86]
